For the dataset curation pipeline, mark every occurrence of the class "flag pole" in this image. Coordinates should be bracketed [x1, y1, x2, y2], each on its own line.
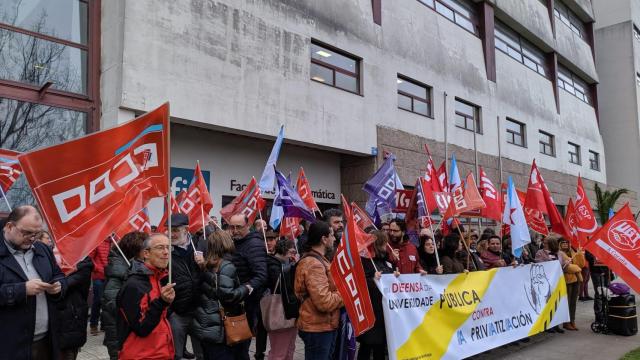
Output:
[0, 186, 12, 211]
[289, 224, 300, 256]
[197, 160, 206, 253]
[497, 116, 504, 238]
[455, 220, 477, 271]
[110, 234, 131, 267]
[257, 209, 269, 252]
[426, 216, 441, 267]
[166, 105, 172, 284]
[443, 91, 449, 176]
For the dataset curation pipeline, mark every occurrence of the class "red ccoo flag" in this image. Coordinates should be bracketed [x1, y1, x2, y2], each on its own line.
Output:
[584, 204, 640, 294]
[18, 103, 169, 266]
[156, 193, 182, 234]
[220, 177, 266, 224]
[436, 161, 449, 191]
[296, 167, 320, 214]
[0, 149, 22, 194]
[331, 196, 376, 336]
[114, 207, 152, 239]
[351, 202, 376, 232]
[443, 173, 486, 219]
[179, 162, 214, 233]
[564, 199, 581, 249]
[280, 217, 301, 239]
[536, 164, 572, 239]
[524, 160, 550, 235]
[479, 167, 502, 222]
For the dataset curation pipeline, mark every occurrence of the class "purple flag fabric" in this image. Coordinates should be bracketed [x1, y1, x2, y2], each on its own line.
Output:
[274, 170, 316, 223]
[363, 155, 402, 216]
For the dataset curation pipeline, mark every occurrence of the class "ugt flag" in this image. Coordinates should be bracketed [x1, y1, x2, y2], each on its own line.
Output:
[584, 203, 640, 294]
[0, 149, 22, 194]
[503, 176, 531, 258]
[331, 196, 376, 336]
[19, 103, 169, 266]
[274, 170, 316, 223]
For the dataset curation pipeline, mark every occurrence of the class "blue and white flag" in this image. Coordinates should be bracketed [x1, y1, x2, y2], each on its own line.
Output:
[259, 125, 285, 192]
[449, 153, 462, 192]
[608, 208, 615, 220]
[274, 170, 316, 223]
[502, 176, 531, 258]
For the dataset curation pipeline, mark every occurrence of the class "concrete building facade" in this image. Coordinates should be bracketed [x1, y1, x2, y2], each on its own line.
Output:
[593, 0, 640, 203]
[98, 0, 636, 221]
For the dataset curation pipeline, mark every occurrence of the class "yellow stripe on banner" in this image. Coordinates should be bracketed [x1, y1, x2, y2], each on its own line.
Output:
[396, 269, 498, 360]
[527, 276, 568, 336]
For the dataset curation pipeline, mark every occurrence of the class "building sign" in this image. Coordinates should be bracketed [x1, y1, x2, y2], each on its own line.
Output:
[171, 166, 211, 196]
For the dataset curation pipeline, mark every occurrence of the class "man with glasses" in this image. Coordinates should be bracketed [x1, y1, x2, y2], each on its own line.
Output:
[228, 213, 267, 360]
[168, 214, 204, 360]
[0, 205, 66, 360]
[117, 233, 176, 359]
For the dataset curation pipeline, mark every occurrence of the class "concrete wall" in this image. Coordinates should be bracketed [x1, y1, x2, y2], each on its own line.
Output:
[100, 0, 608, 195]
[595, 21, 640, 194]
[593, 0, 629, 29]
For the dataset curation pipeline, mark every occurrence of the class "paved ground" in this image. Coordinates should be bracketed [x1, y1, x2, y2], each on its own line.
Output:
[78, 289, 638, 360]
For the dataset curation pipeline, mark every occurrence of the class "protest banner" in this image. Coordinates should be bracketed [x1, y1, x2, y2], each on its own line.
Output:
[376, 262, 569, 360]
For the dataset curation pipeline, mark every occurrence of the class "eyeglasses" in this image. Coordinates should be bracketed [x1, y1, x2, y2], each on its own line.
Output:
[13, 225, 43, 239]
[149, 245, 171, 251]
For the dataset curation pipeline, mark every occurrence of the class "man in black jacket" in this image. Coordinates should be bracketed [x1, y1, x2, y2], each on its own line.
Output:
[168, 214, 205, 360]
[228, 214, 268, 360]
[0, 205, 66, 360]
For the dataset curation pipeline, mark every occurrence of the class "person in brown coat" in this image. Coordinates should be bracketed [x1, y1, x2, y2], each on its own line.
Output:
[559, 237, 585, 331]
[294, 221, 343, 360]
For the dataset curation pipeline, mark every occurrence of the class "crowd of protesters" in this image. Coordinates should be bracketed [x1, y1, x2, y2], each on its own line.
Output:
[0, 205, 610, 360]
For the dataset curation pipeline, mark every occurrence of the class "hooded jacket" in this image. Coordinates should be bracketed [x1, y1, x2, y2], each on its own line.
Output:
[231, 231, 267, 304]
[116, 260, 173, 360]
[101, 248, 131, 354]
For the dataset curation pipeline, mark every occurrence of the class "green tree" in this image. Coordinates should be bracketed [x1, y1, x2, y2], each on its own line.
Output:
[594, 183, 629, 224]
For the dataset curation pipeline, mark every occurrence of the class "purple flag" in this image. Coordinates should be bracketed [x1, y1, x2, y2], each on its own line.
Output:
[362, 155, 403, 215]
[274, 170, 316, 223]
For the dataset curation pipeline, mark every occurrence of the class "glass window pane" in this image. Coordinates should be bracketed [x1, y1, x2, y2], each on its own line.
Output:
[455, 100, 475, 117]
[455, 15, 475, 33]
[311, 43, 357, 74]
[523, 57, 538, 71]
[495, 38, 508, 53]
[414, 99, 429, 116]
[419, 0, 435, 7]
[0, 98, 86, 210]
[398, 79, 427, 99]
[398, 94, 412, 111]
[455, 114, 467, 128]
[0, 28, 87, 94]
[507, 47, 523, 62]
[440, 0, 473, 18]
[335, 72, 358, 93]
[0, 0, 88, 45]
[506, 120, 521, 133]
[435, 2, 455, 20]
[310, 63, 334, 85]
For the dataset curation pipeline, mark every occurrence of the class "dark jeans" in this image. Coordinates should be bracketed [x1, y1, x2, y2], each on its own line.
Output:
[254, 307, 267, 360]
[580, 267, 591, 297]
[299, 330, 337, 360]
[567, 281, 580, 323]
[202, 340, 250, 360]
[32, 337, 51, 360]
[90, 279, 104, 327]
[357, 344, 385, 360]
[169, 312, 203, 360]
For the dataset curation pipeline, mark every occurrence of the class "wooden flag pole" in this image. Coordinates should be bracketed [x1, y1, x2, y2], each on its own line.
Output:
[166, 105, 172, 284]
[110, 234, 131, 267]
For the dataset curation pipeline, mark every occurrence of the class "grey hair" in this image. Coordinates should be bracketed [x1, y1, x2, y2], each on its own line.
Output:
[142, 232, 167, 250]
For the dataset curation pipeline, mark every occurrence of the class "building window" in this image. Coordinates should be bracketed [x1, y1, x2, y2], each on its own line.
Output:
[589, 150, 600, 171]
[636, 73, 640, 87]
[397, 75, 431, 117]
[558, 65, 592, 105]
[568, 142, 581, 164]
[505, 119, 526, 147]
[455, 99, 481, 133]
[554, 0, 587, 41]
[310, 41, 360, 94]
[634, 25, 640, 41]
[495, 21, 548, 77]
[539, 131, 555, 156]
[417, 0, 479, 35]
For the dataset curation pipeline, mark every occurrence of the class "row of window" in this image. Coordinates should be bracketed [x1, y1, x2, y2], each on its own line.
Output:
[553, 0, 588, 41]
[505, 119, 600, 170]
[417, 0, 479, 35]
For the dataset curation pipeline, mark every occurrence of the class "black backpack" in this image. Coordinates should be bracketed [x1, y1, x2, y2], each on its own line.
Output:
[281, 252, 326, 319]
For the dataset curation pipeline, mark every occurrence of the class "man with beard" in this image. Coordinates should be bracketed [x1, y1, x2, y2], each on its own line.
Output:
[228, 214, 268, 360]
[168, 214, 205, 360]
[323, 209, 344, 258]
[480, 235, 508, 269]
[388, 219, 427, 274]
